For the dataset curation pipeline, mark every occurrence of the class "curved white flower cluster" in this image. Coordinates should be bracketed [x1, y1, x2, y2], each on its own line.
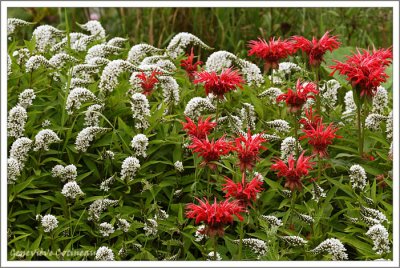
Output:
[207, 252, 222, 261]
[258, 87, 283, 105]
[127, 44, 164, 64]
[25, 55, 52, 73]
[266, 119, 290, 134]
[66, 87, 98, 115]
[184, 97, 216, 119]
[95, 246, 114, 261]
[121, 156, 141, 182]
[311, 181, 326, 203]
[280, 136, 302, 161]
[84, 104, 103, 127]
[61, 181, 84, 199]
[49, 53, 78, 68]
[8, 18, 34, 35]
[140, 56, 176, 73]
[131, 93, 151, 129]
[100, 176, 115, 192]
[386, 111, 392, 141]
[372, 86, 388, 114]
[33, 129, 61, 151]
[77, 20, 106, 40]
[174, 161, 184, 172]
[52, 164, 77, 182]
[158, 76, 180, 107]
[13, 48, 31, 66]
[7, 158, 20, 184]
[166, 32, 212, 59]
[320, 79, 340, 109]
[40, 214, 59, 233]
[366, 224, 391, 255]
[117, 218, 131, 232]
[32, 25, 64, 52]
[131, 134, 149, 158]
[75, 127, 109, 152]
[280, 235, 308, 247]
[260, 215, 283, 228]
[360, 206, 388, 226]
[99, 222, 115, 237]
[310, 238, 348, 260]
[296, 213, 314, 224]
[99, 60, 138, 93]
[218, 115, 244, 134]
[235, 238, 268, 258]
[7, 105, 27, 139]
[9, 137, 32, 171]
[240, 103, 256, 130]
[349, 164, 367, 191]
[85, 44, 123, 62]
[143, 218, 158, 236]
[17, 89, 36, 109]
[365, 113, 386, 131]
[342, 91, 356, 122]
[88, 199, 119, 222]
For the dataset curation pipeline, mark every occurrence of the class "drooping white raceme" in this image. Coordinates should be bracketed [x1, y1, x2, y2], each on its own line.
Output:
[258, 87, 283, 105]
[99, 222, 115, 237]
[77, 20, 106, 40]
[66, 87, 98, 115]
[205, 50, 237, 72]
[75, 127, 109, 152]
[95, 246, 114, 261]
[9, 137, 32, 169]
[7, 105, 27, 139]
[167, 32, 212, 59]
[235, 238, 268, 259]
[349, 164, 367, 191]
[86, 57, 111, 66]
[13, 48, 30, 66]
[61, 181, 84, 199]
[365, 113, 386, 131]
[155, 209, 169, 221]
[17, 89, 36, 109]
[140, 56, 176, 72]
[372, 86, 388, 114]
[100, 175, 115, 192]
[71, 34, 98, 52]
[71, 64, 99, 79]
[42, 120, 51, 128]
[143, 218, 158, 236]
[32, 25, 64, 52]
[237, 59, 264, 86]
[41, 214, 58, 232]
[52, 164, 77, 182]
[277, 62, 302, 75]
[184, 97, 216, 119]
[7, 18, 34, 35]
[310, 238, 348, 261]
[296, 213, 314, 224]
[107, 37, 127, 47]
[127, 44, 164, 64]
[280, 236, 308, 247]
[311, 181, 326, 203]
[260, 215, 283, 228]
[85, 44, 123, 62]
[207, 252, 222, 261]
[25, 55, 52, 72]
[131, 93, 151, 129]
[217, 115, 244, 135]
[131, 134, 149, 158]
[88, 199, 119, 221]
[265, 119, 290, 133]
[159, 76, 180, 106]
[33, 129, 61, 151]
[342, 91, 356, 122]
[360, 206, 388, 225]
[320, 79, 340, 109]
[121, 156, 141, 182]
[366, 224, 391, 255]
[84, 104, 103, 127]
[386, 111, 392, 141]
[174, 161, 184, 172]
[7, 158, 20, 184]
[99, 60, 137, 93]
[49, 53, 78, 68]
[280, 136, 302, 161]
[240, 103, 256, 130]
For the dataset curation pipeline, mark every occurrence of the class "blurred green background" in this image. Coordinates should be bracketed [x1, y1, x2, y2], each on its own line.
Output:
[8, 7, 393, 57]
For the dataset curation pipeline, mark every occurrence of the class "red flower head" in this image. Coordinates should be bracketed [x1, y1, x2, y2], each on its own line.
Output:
[292, 31, 340, 67]
[248, 37, 295, 73]
[271, 151, 315, 191]
[135, 70, 161, 96]
[277, 79, 319, 113]
[180, 47, 203, 80]
[188, 136, 233, 169]
[300, 121, 342, 157]
[194, 68, 244, 98]
[299, 108, 323, 131]
[233, 130, 267, 172]
[330, 48, 392, 97]
[182, 116, 217, 140]
[222, 173, 264, 208]
[186, 197, 244, 237]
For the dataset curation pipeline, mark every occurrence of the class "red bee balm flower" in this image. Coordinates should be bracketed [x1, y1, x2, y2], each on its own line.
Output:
[186, 198, 244, 237]
[300, 121, 342, 157]
[330, 48, 392, 97]
[188, 136, 232, 169]
[180, 47, 203, 80]
[182, 116, 217, 140]
[299, 108, 323, 131]
[194, 68, 244, 98]
[222, 173, 264, 207]
[271, 151, 315, 191]
[277, 79, 318, 113]
[292, 31, 340, 67]
[136, 70, 160, 96]
[248, 37, 295, 73]
[233, 130, 266, 172]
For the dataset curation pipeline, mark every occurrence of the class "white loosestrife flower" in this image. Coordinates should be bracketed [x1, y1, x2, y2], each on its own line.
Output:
[61, 181, 84, 199]
[121, 156, 141, 182]
[131, 134, 149, 158]
[372, 86, 388, 114]
[166, 32, 211, 59]
[278, 62, 301, 75]
[143, 218, 158, 236]
[386, 111, 392, 141]
[349, 164, 367, 191]
[260, 215, 283, 228]
[99, 222, 115, 237]
[320, 79, 340, 109]
[7, 105, 27, 138]
[174, 161, 184, 172]
[86, 57, 110, 66]
[95, 246, 114, 261]
[365, 113, 386, 131]
[7, 158, 20, 184]
[218, 115, 243, 134]
[71, 64, 99, 79]
[240, 103, 256, 130]
[366, 224, 391, 255]
[99, 60, 137, 94]
[234, 238, 268, 258]
[266, 119, 290, 133]
[159, 76, 180, 106]
[8, 18, 34, 35]
[32, 25, 64, 52]
[296, 213, 314, 224]
[100, 176, 115, 192]
[18, 89, 36, 108]
[78, 20, 106, 40]
[117, 219, 131, 232]
[9, 137, 32, 166]
[33, 129, 61, 151]
[311, 181, 326, 203]
[127, 44, 164, 64]
[52, 164, 77, 182]
[85, 44, 123, 62]
[237, 59, 264, 86]
[184, 97, 216, 119]
[75, 127, 109, 152]
[84, 104, 103, 127]
[13, 48, 30, 67]
[310, 238, 348, 261]
[280, 236, 308, 247]
[280, 137, 302, 161]
[49, 53, 78, 68]
[66, 87, 98, 115]
[88, 199, 119, 221]
[342, 91, 356, 122]
[360, 206, 388, 225]
[131, 93, 151, 129]
[41, 214, 58, 232]
[258, 87, 283, 104]
[42, 120, 51, 128]
[107, 37, 127, 47]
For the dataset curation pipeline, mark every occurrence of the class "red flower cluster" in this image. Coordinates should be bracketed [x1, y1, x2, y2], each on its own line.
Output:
[247, 37, 295, 73]
[186, 198, 244, 237]
[136, 70, 161, 96]
[330, 48, 392, 97]
[271, 151, 315, 191]
[233, 130, 266, 172]
[182, 116, 217, 140]
[194, 68, 244, 98]
[292, 31, 340, 67]
[180, 47, 203, 80]
[277, 79, 318, 112]
[222, 173, 264, 207]
[300, 121, 341, 157]
[299, 108, 323, 131]
[188, 136, 232, 169]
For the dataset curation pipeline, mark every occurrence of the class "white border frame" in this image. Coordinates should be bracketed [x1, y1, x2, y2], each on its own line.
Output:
[1, 1, 399, 267]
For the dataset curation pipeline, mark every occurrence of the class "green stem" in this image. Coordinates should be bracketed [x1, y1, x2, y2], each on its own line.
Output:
[238, 220, 244, 260]
[215, 101, 219, 135]
[213, 236, 218, 261]
[357, 101, 363, 156]
[293, 112, 300, 157]
[317, 154, 322, 180]
[314, 67, 321, 115]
